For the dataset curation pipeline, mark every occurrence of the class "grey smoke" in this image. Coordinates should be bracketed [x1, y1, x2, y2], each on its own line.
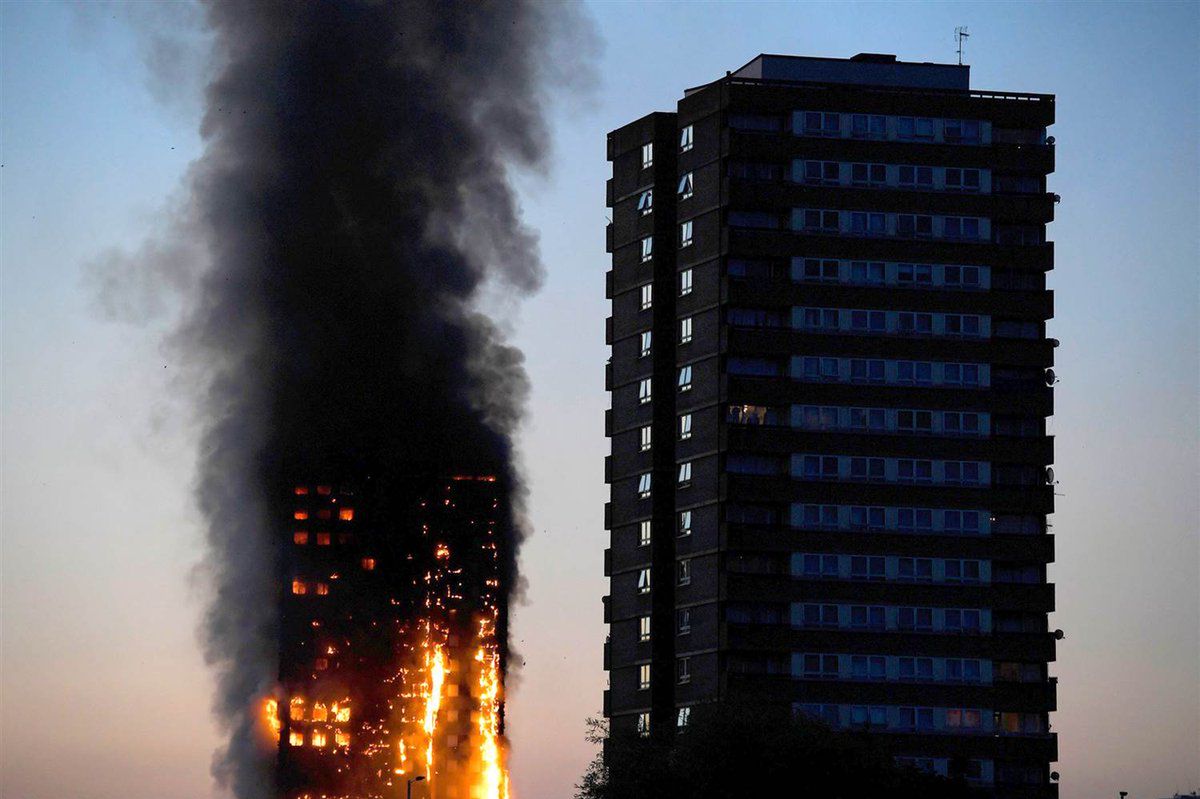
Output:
[95, 2, 596, 796]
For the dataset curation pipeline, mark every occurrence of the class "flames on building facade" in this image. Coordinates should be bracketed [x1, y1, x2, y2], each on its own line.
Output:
[263, 476, 510, 799]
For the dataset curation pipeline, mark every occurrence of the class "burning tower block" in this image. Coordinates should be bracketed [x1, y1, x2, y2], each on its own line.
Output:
[270, 476, 509, 799]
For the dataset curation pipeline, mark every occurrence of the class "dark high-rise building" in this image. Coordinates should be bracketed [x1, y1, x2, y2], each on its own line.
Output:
[604, 53, 1058, 795]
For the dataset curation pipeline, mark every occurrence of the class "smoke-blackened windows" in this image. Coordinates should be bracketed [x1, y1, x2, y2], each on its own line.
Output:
[680, 125, 694, 152]
[677, 608, 692, 634]
[638, 378, 652, 404]
[637, 473, 652, 499]
[640, 236, 653, 262]
[637, 568, 651, 594]
[639, 664, 651, 690]
[641, 142, 654, 169]
[677, 658, 691, 684]
[677, 559, 692, 585]
[639, 615, 651, 641]
[680, 220, 693, 248]
[640, 283, 653, 310]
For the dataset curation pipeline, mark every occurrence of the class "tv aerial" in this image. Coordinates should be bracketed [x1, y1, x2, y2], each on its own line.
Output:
[955, 26, 970, 65]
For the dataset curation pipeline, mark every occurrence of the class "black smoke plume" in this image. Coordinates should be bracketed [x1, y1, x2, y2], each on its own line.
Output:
[97, 2, 593, 796]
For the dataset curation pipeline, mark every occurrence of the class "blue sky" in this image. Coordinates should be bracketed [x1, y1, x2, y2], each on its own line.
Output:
[2, 2, 1197, 798]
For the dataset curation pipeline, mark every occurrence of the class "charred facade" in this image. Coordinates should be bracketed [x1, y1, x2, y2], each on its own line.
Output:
[604, 54, 1059, 795]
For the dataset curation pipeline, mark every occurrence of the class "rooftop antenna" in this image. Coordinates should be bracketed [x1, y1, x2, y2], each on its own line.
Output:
[955, 26, 970, 65]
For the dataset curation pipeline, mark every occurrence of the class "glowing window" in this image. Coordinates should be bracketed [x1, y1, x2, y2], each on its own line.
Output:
[361, 558, 376, 571]
[290, 703, 304, 721]
[316, 583, 329, 596]
[312, 704, 328, 722]
[294, 486, 309, 495]
[317, 485, 332, 495]
[293, 532, 309, 545]
[310, 730, 327, 747]
[334, 706, 350, 722]
[314, 658, 328, 671]
[291, 581, 307, 595]
[334, 730, 350, 747]
[316, 533, 331, 546]
[289, 731, 304, 746]
[339, 508, 355, 521]
[293, 510, 308, 520]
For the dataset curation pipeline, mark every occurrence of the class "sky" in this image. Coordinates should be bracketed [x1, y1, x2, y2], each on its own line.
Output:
[1, 2, 1197, 799]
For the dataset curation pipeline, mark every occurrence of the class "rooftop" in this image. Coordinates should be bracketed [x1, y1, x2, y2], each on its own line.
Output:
[729, 52, 970, 91]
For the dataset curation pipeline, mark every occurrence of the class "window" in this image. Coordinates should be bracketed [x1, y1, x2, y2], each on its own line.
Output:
[944, 118, 981, 143]
[801, 258, 840, 282]
[291, 580, 307, 595]
[677, 559, 692, 585]
[946, 658, 982, 683]
[677, 461, 692, 486]
[637, 568, 651, 594]
[849, 506, 885, 530]
[677, 706, 691, 728]
[639, 664, 651, 690]
[945, 559, 983, 583]
[637, 189, 653, 215]
[849, 310, 886, 332]
[801, 553, 839, 578]
[897, 410, 933, 433]
[639, 519, 651, 546]
[803, 111, 840, 136]
[898, 606, 933, 631]
[849, 457, 885, 482]
[640, 236, 653, 262]
[316, 532, 331, 546]
[802, 603, 839, 628]
[638, 378, 652, 404]
[679, 268, 693, 295]
[850, 212, 886, 236]
[849, 261, 885, 285]
[804, 160, 840, 185]
[898, 312, 933, 335]
[850, 655, 886, 680]
[944, 608, 982, 632]
[315, 582, 329, 596]
[850, 605, 885, 630]
[637, 713, 650, 737]
[899, 707, 935, 730]
[802, 455, 839, 480]
[849, 358, 885, 383]
[850, 113, 886, 139]
[944, 265, 981, 287]
[641, 142, 654, 169]
[679, 414, 692, 440]
[640, 283, 653, 310]
[637, 472, 651, 499]
[897, 262, 933, 285]
[677, 657, 691, 684]
[293, 531, 309, 545]
[677, 608, 692, 634]
[850, 555, 885, 580]
[802, 209, 839, 231]
[639, 615, 651, 641]
[946, 168, 981, 192]
[801, 308, 839, 331]
[361, 557, 375, 571]
[850, 705, 887, 728]
[640, 330, 652, 357]
[680, 220, 693, 248]
[898, 460, 933, 483]
[945, 216, 981, 240]
[679, 124, 694, 152]
[804, 654, 839, 678]
[898, 557, 934, 582]
[850, 163, 886, 186]
[678, 172, 693, 199]
[898, 165, 933, 188]
[897, 214, 933, 237]
[678, 365, 692, 391]
[947, 708, 983, 729]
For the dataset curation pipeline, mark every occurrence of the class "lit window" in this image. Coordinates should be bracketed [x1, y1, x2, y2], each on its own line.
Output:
[338, 508, 354, 521]
[639, 664, 651, 690]
[639, 520, 651, 546]
[291, 580, 307, 595]
[680, 268, 693, 295]
[637, 712, 651, 737]
[678, 172, 694, 199]
[637, 568, 651, 594]
[294, 486, 309, 495]
[678, 365, 692, 391]
[641, 236, 654, 262]
[680, 220, 693, 248]
[679, 510, 692, 536]
[679, 414, 692, 440]
[316, 532, 331, 546]
[677, 658, 691, 684]
[677, 559, 692, 585]
[316, 485, 331, 495]
[637, 473, 651, 499]
[639, 615, 651, 641]
[314, 657, 328, 670]
[293, 532, 309, 545]
[293, 510, 308, 520]
[310, 730, 327, 747]
[640, 283, 653, 310]
[640, 425, 652, 451]
[680, 317, 693, 343]
[678, 461, 692, 486]
[641, 142, 654, 169]
[311, 703, 328, 722]
[637, 189, 654, 216]
[334, 730, 350, 747]
[640, 330, 652, 357]
[290, 702, 305, 721]
[315, 583, 330, 596]
[679, 124, 694, 152]
[638, 378, 652, 404]
[361, 557, 376, 571]
[289, 730, 304, 747]
[677, 706, 691, 728]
